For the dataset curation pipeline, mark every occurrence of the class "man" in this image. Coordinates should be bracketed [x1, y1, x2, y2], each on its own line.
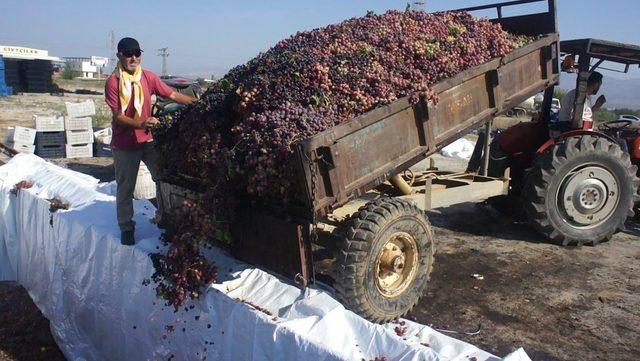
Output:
[105, 37, 195, 245]
[557, 71, 606, 129]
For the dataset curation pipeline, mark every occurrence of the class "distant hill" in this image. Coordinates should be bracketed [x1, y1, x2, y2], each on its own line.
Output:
[559, 73, 640, 110]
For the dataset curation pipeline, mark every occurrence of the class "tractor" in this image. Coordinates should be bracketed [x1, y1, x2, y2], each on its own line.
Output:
[485, 38, 640, 245]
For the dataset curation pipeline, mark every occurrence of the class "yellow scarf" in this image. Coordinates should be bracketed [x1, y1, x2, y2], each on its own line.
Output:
[116, 62, 144, 119]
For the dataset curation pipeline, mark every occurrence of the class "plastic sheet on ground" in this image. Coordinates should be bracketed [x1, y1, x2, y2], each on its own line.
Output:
[0, 154, 531, 361]
[440, 139, 476, 160]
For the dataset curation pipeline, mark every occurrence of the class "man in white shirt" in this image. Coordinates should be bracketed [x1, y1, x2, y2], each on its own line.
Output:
[558, 71, 606, 126]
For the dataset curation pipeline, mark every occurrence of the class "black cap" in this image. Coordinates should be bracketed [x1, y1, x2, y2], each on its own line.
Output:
[117, 37, 142, 53]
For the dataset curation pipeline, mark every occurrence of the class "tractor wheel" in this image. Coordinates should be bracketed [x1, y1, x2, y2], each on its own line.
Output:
[523, 135, 640, 246]
[333, 198, 435, 323]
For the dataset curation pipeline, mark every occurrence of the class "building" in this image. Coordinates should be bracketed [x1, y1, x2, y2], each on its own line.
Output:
[63, 56, 109, 79]
[0, 45, 61, 93]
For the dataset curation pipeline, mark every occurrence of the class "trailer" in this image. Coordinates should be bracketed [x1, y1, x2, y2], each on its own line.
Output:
[160, 0, 560, 322]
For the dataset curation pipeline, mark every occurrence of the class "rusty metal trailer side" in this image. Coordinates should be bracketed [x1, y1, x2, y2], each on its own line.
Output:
[295, 34, 560, 218]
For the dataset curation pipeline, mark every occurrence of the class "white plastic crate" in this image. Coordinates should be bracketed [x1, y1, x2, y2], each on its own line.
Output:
[64, 116, 93, 131]
[66, 129, 94, 145]
[5, 127, 14, 143]
[93, 127, 112, 142]
[65, 143, 93, 158]
[33, 115, 65, 131]
[7, 141, 36, 154]
[8, 126, 37, 144]
[65, 100, 96, 118]
[134, 162, 157, 199]
[95, 134, 112, 157]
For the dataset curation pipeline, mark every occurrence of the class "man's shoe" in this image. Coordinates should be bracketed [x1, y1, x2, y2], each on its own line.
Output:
[151, 212, 167, 229]
[156, 217, 168, 230]
[121, 230, 135, 246]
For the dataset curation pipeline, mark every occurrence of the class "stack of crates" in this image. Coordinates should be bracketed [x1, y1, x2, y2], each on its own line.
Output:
[0, 56, 13, 97]
[33, 115, 65, 158]
[5, 126, 36, 154]
[64, 100, 95, 158]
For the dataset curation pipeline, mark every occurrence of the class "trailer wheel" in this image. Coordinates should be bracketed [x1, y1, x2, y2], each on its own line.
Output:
[334, 198, 434, 323]
[523, 135, 640, 246]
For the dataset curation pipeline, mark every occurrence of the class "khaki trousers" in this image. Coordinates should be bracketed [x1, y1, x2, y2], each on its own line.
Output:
[113, 142, 164, 232]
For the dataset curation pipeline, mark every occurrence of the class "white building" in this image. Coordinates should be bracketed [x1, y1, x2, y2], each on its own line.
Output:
[64, 56, 109, 79]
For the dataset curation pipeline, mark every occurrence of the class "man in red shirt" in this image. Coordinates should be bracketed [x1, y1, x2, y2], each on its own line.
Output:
[105, 37, 195, 245]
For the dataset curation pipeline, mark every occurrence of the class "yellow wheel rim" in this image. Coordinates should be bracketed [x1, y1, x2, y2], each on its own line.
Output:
[374, 231, 419, 298]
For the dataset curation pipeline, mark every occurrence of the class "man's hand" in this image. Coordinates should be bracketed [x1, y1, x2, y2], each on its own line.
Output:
[593, 95, 607, 110]
[143, 117, 160, 128]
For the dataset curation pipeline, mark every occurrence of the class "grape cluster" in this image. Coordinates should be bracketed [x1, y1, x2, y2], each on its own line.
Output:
[10, 180, 33, 195]
[157, 10, 524, 200]
[150, 9, 530, 307]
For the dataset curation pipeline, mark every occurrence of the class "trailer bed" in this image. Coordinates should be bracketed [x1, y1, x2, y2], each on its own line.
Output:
[295, 34, 559, 217]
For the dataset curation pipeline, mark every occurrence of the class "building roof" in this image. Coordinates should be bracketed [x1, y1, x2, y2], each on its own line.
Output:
[0, 45, 61, 61]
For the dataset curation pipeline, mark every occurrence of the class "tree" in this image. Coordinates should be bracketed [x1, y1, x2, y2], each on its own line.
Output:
[553, 88, 565, 102]
[61, 61, 76, 80]
[594, 109, 617, 123]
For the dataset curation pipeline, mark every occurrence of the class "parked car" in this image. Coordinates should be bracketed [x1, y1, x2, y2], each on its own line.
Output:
[551, 98, 561, 112]
[153, 75, 202, 116]
[617, 114, 640, 122]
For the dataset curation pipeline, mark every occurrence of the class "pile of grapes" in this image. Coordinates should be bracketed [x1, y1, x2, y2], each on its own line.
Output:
[151, 9, 530, 308]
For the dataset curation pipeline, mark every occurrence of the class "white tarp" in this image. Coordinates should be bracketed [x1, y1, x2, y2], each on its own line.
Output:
[0, 154, 531, 361]
[440, 139, 476, 160]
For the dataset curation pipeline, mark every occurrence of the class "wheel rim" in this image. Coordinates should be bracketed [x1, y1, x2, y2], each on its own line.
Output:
[557, 165, 620, 229]
[374, 231, 419, 298]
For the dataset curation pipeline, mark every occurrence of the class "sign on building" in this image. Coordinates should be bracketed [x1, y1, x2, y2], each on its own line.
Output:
[91, 56, 109, 67]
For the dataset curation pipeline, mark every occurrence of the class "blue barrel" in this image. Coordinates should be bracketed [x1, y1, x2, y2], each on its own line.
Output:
[0, 55, 11, 96]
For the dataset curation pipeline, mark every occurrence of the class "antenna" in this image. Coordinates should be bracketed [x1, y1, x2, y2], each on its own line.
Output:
[158, 47, 169, 76]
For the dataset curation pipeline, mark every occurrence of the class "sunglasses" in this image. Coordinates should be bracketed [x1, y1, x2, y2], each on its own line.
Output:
[121, 49, 142, 58]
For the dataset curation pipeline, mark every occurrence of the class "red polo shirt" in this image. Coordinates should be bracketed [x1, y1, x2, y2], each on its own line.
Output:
[104, 70, 174, 150]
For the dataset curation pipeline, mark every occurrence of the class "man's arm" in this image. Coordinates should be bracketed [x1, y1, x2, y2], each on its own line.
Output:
[592, 94, 606, 112]
[168, 91, 196, 105]
[149, 71, 196, 106]
[111, 109, 150, 129]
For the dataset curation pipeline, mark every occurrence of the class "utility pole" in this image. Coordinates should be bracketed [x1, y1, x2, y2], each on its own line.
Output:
[109, 31, 116, 67]
[158, 47, 169, 76]
[413, 1, 425, 11]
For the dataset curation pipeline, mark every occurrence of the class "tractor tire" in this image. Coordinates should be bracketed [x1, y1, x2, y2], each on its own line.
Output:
[333, 198, 435, 323]
[523, 135, 640, 246]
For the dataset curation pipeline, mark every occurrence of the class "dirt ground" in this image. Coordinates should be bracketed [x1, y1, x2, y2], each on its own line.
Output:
[399, 156, 639, 360]
[0, 282, 66, 361]
[0, 88, 638, 360]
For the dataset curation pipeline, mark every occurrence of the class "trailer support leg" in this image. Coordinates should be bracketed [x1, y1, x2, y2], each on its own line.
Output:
[481, 118, 493, 176]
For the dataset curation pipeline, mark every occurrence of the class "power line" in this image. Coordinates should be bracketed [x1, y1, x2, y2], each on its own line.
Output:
[158, 47, 169, 76]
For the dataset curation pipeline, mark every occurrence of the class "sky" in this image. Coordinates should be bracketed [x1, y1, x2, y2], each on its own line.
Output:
[1, 0, 639, 79]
